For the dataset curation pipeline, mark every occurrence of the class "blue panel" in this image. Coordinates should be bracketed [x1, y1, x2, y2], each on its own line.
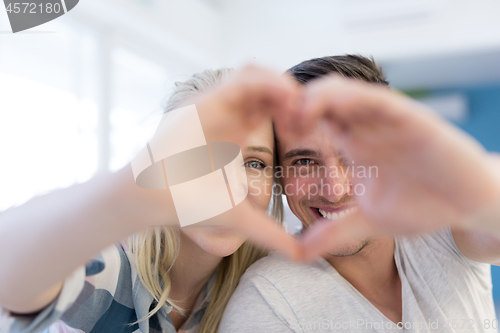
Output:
[433, 83, 500, 152]
[432, 82, 500, 322]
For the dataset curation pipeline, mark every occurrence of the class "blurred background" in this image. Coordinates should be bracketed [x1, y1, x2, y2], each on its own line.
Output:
[1, 0, 500, 322]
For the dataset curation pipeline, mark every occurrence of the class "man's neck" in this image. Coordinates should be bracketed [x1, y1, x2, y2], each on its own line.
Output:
[324, 237, 402, 323]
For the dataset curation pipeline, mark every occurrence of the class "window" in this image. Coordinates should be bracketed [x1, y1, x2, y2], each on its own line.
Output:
[0, 19, 170, 211]
[0, 19, 99, 211]
[109, 48, 169, 172]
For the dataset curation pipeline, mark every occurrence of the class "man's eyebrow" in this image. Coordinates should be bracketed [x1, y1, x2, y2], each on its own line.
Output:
[246, 146, 273, 156]
[283, 148, 320, 160]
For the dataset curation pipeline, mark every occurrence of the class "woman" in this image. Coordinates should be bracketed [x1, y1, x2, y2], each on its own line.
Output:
[0, 65, 301, 333]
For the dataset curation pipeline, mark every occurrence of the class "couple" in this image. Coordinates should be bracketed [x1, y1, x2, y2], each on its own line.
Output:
[1, 55, 500, 333]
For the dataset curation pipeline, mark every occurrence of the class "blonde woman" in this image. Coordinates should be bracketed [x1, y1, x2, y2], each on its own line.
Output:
[0, 65, 301, 333]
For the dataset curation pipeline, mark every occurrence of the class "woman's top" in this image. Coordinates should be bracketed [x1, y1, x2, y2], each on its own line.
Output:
[0, 241, 215, 333]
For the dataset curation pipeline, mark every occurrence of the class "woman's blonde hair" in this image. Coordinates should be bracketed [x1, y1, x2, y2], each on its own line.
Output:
[128, 68, 283, 333]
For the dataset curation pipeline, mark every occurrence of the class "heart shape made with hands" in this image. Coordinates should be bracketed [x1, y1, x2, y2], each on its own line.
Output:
[131, 66, 500, 261]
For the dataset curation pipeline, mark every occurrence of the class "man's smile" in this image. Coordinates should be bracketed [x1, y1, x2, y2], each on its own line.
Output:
[309, 205, 356, 221]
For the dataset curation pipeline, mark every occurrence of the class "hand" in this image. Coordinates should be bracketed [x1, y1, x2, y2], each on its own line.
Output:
[278, 75, 500, 259]
[195, 64, 303, 146]
[136, 65, 305, 259]
[195, 65, 304, 259]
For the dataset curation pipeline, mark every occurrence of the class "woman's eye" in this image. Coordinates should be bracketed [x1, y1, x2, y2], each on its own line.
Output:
[294, 158, 315, 166]
[244, 160, 266, 169]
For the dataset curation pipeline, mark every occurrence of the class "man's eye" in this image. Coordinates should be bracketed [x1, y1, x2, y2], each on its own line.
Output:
[244, 160, 266, 169]
[294, 158, 315, 166]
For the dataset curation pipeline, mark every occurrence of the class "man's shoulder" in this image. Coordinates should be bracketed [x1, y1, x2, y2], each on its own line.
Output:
[242, 251, 327, 287]
[229, 252, 335, 318]
[246, 251, 316, 274]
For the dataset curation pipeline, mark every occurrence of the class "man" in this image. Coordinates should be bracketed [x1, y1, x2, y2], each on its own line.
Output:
[220, 55, 500, 332]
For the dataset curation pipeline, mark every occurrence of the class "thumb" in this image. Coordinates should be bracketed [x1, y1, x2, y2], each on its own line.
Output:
[236, 201, 305, 261]
[198, 200, 304, 261]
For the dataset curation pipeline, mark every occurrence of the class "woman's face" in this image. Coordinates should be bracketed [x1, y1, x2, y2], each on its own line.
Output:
[181, 119, 275, 258]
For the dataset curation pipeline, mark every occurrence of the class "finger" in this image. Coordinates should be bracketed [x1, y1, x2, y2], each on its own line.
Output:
[242, 216, 305, 261]
[488, 153, 500, 168]
[271, 71, 305, 141]
[197, 200, 304, 260]
[299, 210, 377, 261]
[238, 65, 303, 120]
[227, 66, 304, 144]
[301, 75, 413, 136]
[235, 201, 305, 261]
[298, 76, 432, 167]
[296, 74, 349, 135]
[214, 65, 303, 141]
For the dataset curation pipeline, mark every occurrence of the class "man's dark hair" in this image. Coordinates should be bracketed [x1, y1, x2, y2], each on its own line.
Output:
[287, 55, 389, 86]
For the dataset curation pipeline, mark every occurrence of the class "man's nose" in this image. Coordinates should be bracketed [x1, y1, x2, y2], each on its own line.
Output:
[319, 162, 352, 201]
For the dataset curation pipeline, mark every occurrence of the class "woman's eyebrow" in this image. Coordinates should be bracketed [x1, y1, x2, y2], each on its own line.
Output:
[246, 146, 273, 156]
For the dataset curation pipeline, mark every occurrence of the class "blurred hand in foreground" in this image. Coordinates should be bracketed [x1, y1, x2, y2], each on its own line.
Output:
[273, 75, 500, 260]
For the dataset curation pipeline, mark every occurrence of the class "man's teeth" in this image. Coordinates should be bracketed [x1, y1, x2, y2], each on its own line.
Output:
[318, 207, 355, 220]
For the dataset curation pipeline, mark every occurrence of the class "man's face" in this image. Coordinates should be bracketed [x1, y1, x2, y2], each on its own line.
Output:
[277, 121, 370, 257]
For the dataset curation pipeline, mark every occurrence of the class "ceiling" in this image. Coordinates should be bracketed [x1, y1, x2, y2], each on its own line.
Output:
[61, 0, 500, 89]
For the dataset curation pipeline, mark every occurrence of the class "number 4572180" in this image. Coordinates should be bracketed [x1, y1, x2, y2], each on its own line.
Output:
[6, 3, 62, 14]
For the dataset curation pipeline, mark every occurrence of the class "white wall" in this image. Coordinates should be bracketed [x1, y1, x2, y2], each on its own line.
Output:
[71, 0, 223, 73]
[215, 0, 500, 88]
[217, 0, 500, 65]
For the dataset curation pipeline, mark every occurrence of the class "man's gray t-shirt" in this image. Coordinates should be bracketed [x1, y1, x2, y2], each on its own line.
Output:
[220, 228, 496, 332]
